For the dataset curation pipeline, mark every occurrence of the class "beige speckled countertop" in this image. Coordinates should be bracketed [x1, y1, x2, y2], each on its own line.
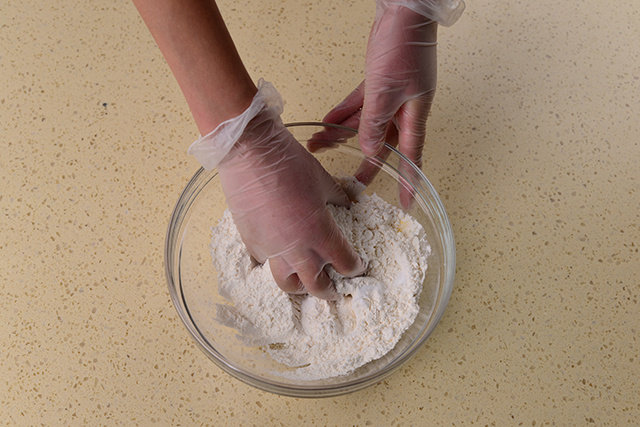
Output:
[1, 0, 638, 424]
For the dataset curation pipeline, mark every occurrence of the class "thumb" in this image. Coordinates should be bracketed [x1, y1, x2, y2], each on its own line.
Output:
[323, 81, 364, 125]
[314, 161, 350, 207]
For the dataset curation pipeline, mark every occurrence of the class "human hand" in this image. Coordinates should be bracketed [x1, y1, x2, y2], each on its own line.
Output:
[326, 4, 437, 168]
[191, 81, 366, 300]
[321, 3, 450, 208]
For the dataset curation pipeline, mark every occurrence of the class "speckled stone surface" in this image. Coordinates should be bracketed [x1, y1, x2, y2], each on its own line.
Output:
[1, 0, 638, 424]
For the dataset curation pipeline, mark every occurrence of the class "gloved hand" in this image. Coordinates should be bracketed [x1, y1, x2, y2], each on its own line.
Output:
[189, 80, 366, 300]
[326, 3, 438, 166]
[323, 1, 464, 206]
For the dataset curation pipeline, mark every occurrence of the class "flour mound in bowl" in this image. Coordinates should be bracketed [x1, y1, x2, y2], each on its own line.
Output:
[210, 179, 431, 380]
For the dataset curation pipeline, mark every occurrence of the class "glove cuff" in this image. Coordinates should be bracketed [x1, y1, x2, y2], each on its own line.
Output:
[188, 79, 284, 170]
[380, 0, 465, 26]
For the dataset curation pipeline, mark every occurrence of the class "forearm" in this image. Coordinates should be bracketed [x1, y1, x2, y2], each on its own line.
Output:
[133, 0, 256, 134]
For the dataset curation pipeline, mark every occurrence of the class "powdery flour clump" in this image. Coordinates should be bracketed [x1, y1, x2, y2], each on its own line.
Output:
[210, 179, 431, 380]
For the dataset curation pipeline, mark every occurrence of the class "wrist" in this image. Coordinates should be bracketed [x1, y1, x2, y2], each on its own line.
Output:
[189, 76, 257, 135]
[188, 79, 284, 170]
[378, 0, 464, 26]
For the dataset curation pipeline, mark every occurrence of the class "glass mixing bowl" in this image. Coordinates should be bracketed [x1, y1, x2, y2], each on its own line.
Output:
[165, 122, 455, 397]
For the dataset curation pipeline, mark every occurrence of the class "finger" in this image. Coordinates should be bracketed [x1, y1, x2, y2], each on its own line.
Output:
[398, 166, 418, 210]
[317, 220, 367, 278]
[297, 265, 338, 301]
[395, 96, 432, 209]
[244, 240, 267, 265]
[323, 81, 364, 124]
[307, 116, 360, 153]
[395, 96, 432, 169]
[311, 82, 363, 153]
[316, 165, 351, 208]
[355, 122, 398, 186]
[325, 178, 350, 208]
[333, 109, 361, 130]
[359, 82, 401, 157]
[284, 249, 338, 300]
[306, 139, 338, 154]
[307, 123, 357, 154]
[268, 257, 306, 294]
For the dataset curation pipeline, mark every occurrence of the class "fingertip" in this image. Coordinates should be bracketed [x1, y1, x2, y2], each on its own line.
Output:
[319, 224, 368, 278]
[350, 255, 368, 277]
[324, 176, 351, 208]
[332, 252, 367, 279]
[248, 246, 266, 265]
[269, 257, 305, 294]
[303, 269, 339, 301]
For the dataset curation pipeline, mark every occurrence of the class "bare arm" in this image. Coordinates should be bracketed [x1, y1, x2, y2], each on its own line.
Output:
[133, 0, 365, 299]
[132, 0, 256, 135]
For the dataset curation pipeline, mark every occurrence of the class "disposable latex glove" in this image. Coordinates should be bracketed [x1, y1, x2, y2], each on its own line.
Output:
[190, 80, 366, 300]
[323, 1, 464, 206]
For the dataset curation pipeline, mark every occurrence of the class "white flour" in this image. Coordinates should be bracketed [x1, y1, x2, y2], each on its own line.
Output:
[210, 180, 430, 380]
